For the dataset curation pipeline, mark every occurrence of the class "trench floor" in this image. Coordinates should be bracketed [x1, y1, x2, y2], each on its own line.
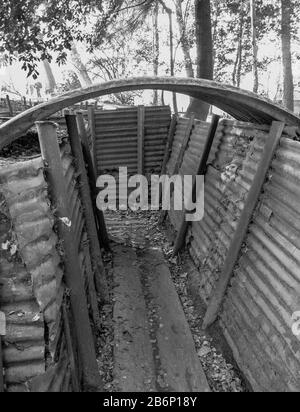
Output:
[98, 211, 246, 393]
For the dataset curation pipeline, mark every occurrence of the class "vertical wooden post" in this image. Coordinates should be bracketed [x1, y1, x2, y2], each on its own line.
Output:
[202, 121, 285, 329]
[137, 106, 145, 175]
[159, 115, 195, 225]
[88, 106, 97, 171]
[173, 115, 220, 256]
[66, 114, 108, 304]
[161, 114, 177, 175]
[76, 111, 110, 251]
[36, 121, 102, 392]
[62, 303, 80, 392]
[0, 311, 5, 393]
[6, 95, 13, 117]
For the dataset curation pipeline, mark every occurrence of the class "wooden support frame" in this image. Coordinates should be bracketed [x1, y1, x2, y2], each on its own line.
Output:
[6, 95, 13, 117]
[202, 121, 285, 329]
[161, 114, 178, 175]
[66, 114, 108, 304]
[137, 106, 145, 175]
[76, 111, 110, 251]
[159, 115, 195, 225]
[173, 115, 220, 256]
[36, 121, 103, 392]
[62, 302, 80, 393]
[87, 105, 97, 171]
[0, 311, 5, 392]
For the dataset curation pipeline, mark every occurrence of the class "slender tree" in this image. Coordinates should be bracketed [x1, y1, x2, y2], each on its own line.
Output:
[174, 0, 194, 78]
[250, 0, 259, 93]
[70, 43, 93, 88]
[187, 0, 214, 120]
[42, 59, 57, 95]
[153, 0, 160, 105]
[281, 0, 294, 111]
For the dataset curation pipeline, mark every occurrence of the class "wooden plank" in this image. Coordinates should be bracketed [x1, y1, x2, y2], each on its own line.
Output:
[112, 245, 210, 392]
[202, 121, 285, 329]
[36, 121, 102, 392]
[66, 114, 108, 304]
[145, 249, 210, 392]
[161, 114, 177, 175]
[159, 115, 195, 225]
[0, 311, 5, 392]
[137, 106, 145, 175]
[76, 111, 110, 251]
[173, 115, 220, 256]
[88, 106, 97, 172]
[6, 95, 13, 117]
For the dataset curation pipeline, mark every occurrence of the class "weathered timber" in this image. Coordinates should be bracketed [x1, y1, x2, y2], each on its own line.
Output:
[88, 106, 97, 170]
[202, 121, 285, 329]
[36, 121, 102, 392]
[173, 115, 220, 256]
[66, 114, 108, 304]
[161, 114, 177, 175]
[159, 115, 195, 225]
[62, 303, 80, 393]
[137, 106, 145, 175]
[76, 111, 110, 251]
[1, 77, 299, 149]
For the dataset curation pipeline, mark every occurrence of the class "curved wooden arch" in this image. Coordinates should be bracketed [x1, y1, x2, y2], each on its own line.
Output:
[1, 76, 299, 150]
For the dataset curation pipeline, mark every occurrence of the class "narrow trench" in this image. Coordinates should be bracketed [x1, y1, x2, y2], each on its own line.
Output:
[97, 210, 248, 393]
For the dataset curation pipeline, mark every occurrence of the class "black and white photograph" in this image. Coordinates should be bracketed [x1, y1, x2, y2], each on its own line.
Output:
[0, 0, 299, 396]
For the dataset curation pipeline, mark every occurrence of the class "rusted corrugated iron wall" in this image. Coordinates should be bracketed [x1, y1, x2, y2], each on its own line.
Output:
[220, 130, 300, 392]
[93, 106, 171, 176]
[168, 118, 223, 230]
[167, 117, 300, 392]
[0, 138, 98, 391]
[0, 158, 68, 392]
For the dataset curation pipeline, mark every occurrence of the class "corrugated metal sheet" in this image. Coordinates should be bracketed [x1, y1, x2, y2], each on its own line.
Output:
[219, 132, 300, 392]
[0, 158, 67, 391]
[170, 117, 300, 391]
[94, 106, 171, 176]
[168, 118, 224, 230]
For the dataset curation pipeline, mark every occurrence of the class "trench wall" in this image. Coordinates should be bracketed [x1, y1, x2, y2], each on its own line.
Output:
[167, 116, 300, 392]
[0, 139, 97, 391]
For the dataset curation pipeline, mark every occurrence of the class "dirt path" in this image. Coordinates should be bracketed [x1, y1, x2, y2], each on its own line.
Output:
[112, 244, 210, 393]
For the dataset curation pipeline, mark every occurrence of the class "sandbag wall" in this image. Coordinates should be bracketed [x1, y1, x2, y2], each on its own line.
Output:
[0, 136, 100, 391]
[167, 117, 300, 392]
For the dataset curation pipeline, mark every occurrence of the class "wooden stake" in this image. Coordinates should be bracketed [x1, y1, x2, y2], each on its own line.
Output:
[0, 311, 5, 392]
[36, 121, 103, 392]
[76, 111, 110, 251]
[62, 303, 80, 393]
[173, 115, 220, 256]
[66, 115, 108, 304]
[137, 106, 145, 175]
[6, 95, 13, 117]
[88, 106, 97, 171]
[161, 114, 177, 175]
[159, 115, 195, 225]
[202, 121, 285, 329]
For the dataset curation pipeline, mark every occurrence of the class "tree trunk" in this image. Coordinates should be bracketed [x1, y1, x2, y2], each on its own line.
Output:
[42, 60, 56, 95]
[232, 3, 245, 88]
[153, 1, 160, 105]
[281, 0, 294, 111]
[250, 0, 259, 93]
[174, 0, 194, 78]
[187, 0, 213, 120]
[160, 0, 178, 113]
[70, 43, 93, 88]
